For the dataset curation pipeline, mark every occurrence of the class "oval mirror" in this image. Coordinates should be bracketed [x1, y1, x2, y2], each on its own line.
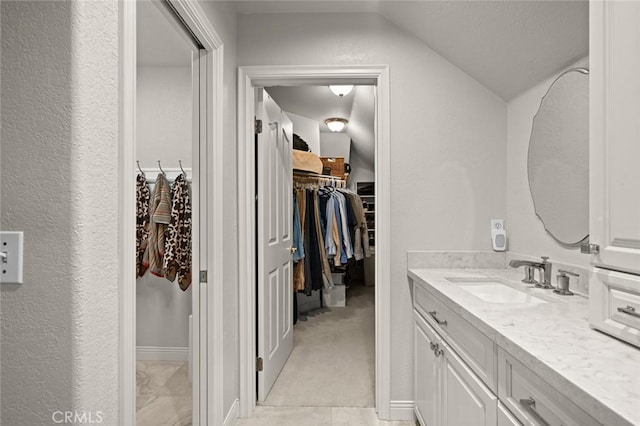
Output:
[528, 68, 589, 245]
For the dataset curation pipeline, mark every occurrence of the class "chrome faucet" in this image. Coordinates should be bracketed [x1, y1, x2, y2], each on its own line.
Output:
[509, 256, 554, 289]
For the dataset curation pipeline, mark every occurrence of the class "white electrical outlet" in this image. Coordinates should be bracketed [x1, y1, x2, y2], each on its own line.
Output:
[491, 219, 504, 230]
[1, 231, 24, 284]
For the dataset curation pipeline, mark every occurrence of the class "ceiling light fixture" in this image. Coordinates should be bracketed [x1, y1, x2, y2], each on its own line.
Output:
[325, 118, 348, 132]
[329, 85, 354, 97]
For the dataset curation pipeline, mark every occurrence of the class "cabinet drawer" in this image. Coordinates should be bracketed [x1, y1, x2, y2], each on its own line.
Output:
[590, 269, 640, 348]
[414, 282, 497, 391]
[498, 348, 600, 426]
[498, 401, 522, 426]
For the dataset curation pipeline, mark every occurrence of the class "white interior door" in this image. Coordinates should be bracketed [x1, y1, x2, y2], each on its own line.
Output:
[256, 88, 294, 401]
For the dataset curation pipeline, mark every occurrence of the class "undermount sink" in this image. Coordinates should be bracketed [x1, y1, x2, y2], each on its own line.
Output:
[445, 277, 547, 304]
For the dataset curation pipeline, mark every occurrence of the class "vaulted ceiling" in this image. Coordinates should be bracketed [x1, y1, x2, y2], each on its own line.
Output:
[230, 0, 589, 101]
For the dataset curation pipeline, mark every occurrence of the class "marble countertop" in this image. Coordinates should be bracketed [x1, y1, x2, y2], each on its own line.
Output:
[408, 267, 640, 426]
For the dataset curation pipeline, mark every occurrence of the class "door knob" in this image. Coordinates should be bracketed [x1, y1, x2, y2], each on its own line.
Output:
[288, 246, 297, 254]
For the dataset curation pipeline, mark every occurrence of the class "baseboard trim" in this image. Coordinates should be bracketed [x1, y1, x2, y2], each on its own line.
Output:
[389, 400, 415, 421]
[224, 399, 239, 426]
[136, 346, 188, 362]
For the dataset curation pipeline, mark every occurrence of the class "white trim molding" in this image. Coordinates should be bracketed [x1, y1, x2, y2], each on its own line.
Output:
[119, 1, 224, 425]
[237, 65, 392, 420]
[223, 399, 240, 426]
[389, 401, 416, 421]
[136, 346, 189, 362]
[118, 1, 137, 424]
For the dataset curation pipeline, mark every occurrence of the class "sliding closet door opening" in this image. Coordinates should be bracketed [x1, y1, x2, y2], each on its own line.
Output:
[255, 84, 378, 409]
[135, 2, 203, 425]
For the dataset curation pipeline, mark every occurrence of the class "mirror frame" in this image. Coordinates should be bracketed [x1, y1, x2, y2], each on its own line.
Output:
[527, 67, 590, 246]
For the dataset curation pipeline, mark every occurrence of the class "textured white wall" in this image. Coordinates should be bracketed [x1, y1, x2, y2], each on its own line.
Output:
[1, 1, 119, 424]
[286, 111, 321, 155]
[198, 0, 240, 418]
[506, 57, 590, 269]
[238, 12, 507, 410]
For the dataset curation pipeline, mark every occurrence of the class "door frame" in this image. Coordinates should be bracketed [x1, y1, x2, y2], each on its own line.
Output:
[237, 65, 391, 419]
[119, 1, 224, 424]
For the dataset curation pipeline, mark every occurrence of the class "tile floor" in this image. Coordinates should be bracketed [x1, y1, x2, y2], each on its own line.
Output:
[136, 360, 192, 426]
[136, 286, 417, 425]
[236, 406, 417, 425]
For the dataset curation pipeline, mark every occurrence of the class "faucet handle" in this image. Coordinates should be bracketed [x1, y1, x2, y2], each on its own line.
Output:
[541, 256, 550, 263]
[558, 269, 579, 277]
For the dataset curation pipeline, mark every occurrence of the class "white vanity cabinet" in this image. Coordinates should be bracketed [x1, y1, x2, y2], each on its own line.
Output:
[589, 0, 640, 347]
[414, 310, 497, 426]
[590, 0, 640, 275]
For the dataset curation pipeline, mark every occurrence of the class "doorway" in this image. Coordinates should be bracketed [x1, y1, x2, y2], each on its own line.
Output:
[237, 66, 392, 420]
[256, 84, 377, 409]
[120, 1, 225, 425]
[135, 2, 200, 425]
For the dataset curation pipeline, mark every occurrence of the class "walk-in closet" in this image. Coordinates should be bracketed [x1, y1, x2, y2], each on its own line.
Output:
[253, 85, 378, 409]
[135, 2, 198, 425]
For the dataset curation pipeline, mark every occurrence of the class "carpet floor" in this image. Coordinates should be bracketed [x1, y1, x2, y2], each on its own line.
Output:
[261, 285, 376, 408]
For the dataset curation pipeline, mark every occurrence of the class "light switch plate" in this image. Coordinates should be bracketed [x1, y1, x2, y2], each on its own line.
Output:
[1, 231, 24, 284]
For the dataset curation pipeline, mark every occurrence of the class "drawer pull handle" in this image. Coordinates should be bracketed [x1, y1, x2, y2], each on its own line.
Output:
[617, 305, 640, 318]
[519, 397, 551, 426]
[427, 310, 448, 326]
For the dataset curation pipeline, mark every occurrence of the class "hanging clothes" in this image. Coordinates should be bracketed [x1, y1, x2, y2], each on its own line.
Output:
[142, 173, 172, 277]
[136, 174, 151, 277]
[164, 173, 193, 291]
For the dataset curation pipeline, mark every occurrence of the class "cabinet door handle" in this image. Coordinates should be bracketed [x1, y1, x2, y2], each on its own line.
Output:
[617, 305, 640, 318]
[427, 310, 448, 326]
[519, 397, 551, 426]
[434, 346, 444, 357]
[429, 342, 436, 351]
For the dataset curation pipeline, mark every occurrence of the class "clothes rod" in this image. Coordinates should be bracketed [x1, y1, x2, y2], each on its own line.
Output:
[137, 167, 193, 183]
[293, 171, 344, 180]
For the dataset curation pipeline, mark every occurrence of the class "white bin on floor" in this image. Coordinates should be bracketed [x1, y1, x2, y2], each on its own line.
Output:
[323, 284, 346, 307]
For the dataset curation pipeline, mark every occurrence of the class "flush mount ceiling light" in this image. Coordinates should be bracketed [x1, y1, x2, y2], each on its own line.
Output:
[329, 85, 354, 97]
[325, 118, 348, 132]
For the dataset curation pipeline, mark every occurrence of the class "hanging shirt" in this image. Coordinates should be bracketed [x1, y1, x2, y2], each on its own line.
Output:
[334, 191, 354, 262]
[332, 194, 348, 265]
[313, 190, 334, 290]
[305, 189, 323, 293]
[292, 191, 305, 263]
[323, 193, 337, 258]
[294, 189, 307, 292]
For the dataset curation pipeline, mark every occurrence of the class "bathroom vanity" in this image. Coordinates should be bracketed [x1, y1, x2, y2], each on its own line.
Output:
[409, 267, 640, 426]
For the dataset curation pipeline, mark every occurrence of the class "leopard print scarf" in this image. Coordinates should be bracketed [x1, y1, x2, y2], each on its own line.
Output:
[164, 173, 192, 290]
[136, 174, 151, 277]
